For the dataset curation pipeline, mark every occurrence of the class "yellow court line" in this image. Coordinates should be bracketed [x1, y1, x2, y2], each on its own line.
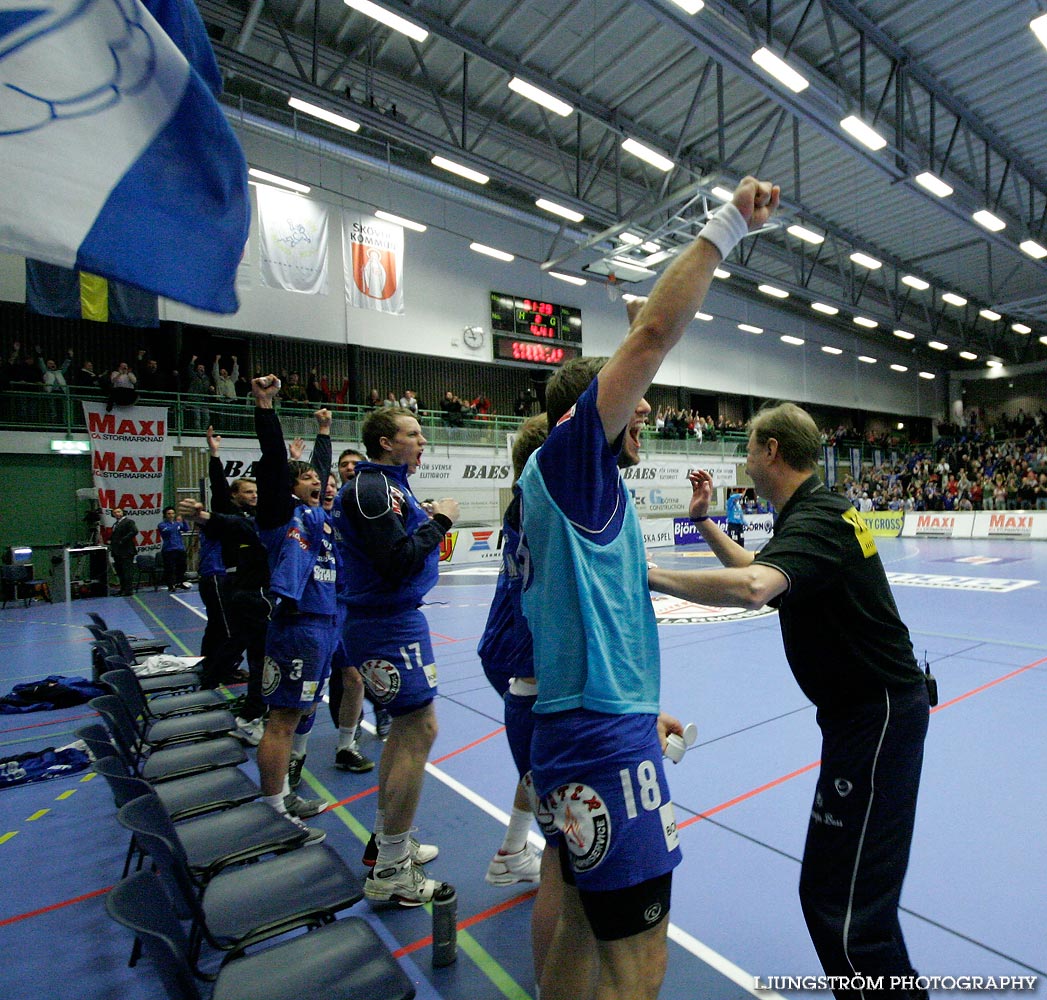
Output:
[55, 790, 76, 800]
[0, 832, 17, 845]
[26, 810, 49, 822]
[80, 773, 96, 782]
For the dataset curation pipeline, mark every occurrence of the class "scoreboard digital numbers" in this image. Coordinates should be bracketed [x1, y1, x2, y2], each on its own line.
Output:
[490, 292, 582, 368]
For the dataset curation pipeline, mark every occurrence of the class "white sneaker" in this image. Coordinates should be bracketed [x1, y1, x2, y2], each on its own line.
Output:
[233, 716, 264, 746]
[364, 855, 441, 907]
[178, 581, 193, 590]
[485, 847, 541, 886]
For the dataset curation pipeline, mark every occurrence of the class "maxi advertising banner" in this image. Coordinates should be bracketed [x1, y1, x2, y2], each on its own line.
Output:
[84, 401, 168, 554]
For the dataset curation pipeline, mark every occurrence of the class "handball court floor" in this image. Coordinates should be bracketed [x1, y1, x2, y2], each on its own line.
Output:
[0, 536, 1044, 1000]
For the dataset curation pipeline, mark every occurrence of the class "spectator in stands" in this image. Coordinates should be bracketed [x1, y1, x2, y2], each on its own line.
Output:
[279, 371, 308, 406]
[136, 358, 174, 395]
[514, 387, 536, 417]
[35, 346, 72, 392]
[440, 390, 465, 427]
[74, 359, 103, 391]
[364, 387, 381, 409]
[382, 391, 399, 408]
[470, 392, 492, 418]
[306, 368, 327, 404]
[399, 389, 419, 414]
[185, 356, 212, 428]
[213, 355, 239, 401]
[108, 361, 138, 409]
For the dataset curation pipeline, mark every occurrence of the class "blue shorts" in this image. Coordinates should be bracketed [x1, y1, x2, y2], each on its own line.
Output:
[531, 710, 681, 892]
[343, 608, 437, 718]
[504, 691, 536, 781]
[262, 612, 336, 711]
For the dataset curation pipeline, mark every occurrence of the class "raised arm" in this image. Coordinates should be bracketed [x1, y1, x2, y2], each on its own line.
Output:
[596, 177, 779, 443]
[206, 425, 235, 514]
[252, 375, 291, 530]
[309, 408, 332, 483]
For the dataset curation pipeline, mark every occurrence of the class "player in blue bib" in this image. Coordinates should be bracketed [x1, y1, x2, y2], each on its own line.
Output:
[518, 176, 780, 1000]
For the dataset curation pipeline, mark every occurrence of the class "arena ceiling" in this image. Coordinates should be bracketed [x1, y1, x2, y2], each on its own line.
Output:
[198, 0, 1047, 371]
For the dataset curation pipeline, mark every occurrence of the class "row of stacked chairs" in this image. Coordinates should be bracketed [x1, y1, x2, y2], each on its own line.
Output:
[81, 612, 415, 1000]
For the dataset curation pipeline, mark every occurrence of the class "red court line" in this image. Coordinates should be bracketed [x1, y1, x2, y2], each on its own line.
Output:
[392, 888, 539, 959]
[678, 653, 1046, 832]
[0, 711, 96, 734]
[0, 885, 112, 928]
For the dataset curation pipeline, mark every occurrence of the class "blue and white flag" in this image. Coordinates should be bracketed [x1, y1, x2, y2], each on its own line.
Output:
[0, 0, 249, 314]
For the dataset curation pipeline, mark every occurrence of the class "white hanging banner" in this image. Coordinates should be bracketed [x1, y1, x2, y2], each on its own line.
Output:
[83, 401, 169, 553]
[257, 185, 330, 294]
[343, 213, 404, 314]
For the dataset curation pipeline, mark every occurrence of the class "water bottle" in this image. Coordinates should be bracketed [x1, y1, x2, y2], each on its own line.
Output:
[431, 882, 458, 967]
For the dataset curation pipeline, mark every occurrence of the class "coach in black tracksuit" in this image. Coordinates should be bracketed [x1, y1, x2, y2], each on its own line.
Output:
[649, 401, 929, 1000]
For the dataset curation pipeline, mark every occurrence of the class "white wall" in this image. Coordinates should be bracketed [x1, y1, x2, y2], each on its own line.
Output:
[0, 114, 947, 419]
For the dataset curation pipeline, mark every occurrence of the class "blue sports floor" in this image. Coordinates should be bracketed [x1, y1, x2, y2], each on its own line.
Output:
[1, 536, 1044, 999]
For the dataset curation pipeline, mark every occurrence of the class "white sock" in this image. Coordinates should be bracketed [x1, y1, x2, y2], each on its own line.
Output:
[292, 733, 309, 756]
[500, 807, 533, 855]
[264, 792, 288, 815]
[337, 725, 357, 751]
[373, 808, 385, 839]
[376, 829, 409, 867]
[281, 776, 291, 797]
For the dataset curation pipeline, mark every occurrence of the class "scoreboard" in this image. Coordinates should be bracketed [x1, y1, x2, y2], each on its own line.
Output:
[490, 292, 582, 368]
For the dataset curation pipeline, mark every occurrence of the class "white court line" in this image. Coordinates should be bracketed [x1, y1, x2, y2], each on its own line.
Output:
[170, 593, 207, 620]
[422, 758, 784, 1000]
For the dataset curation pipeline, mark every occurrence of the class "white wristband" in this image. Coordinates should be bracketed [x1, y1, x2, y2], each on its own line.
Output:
[698, 202, 749, 260]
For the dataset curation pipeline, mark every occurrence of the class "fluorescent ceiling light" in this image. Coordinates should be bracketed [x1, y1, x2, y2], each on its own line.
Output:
[787, 224, 824, 244]
[549, 271, 586, 286]
[780, 335, 805, 346]
[913, 171, 953, 198]
[641, 241, 661, 253]
[928, 341, 948, 351]
[986, 360, 1003, 368]
[1032, 12, 1047, 49]
[1019, 239, 1047, 259]
[713, 267, 731, 279]
[618, 231, 643, 244]
[840, 115, 887, 151]
[621, 138, 674, 172]
[738, 323, 763, 334]
[893, 329, 915, 340]
[821, 345, 843, 355]
[959, 351, 978, 360]
[858, 355, 877, 363]
[902, 274, 929, 290]
[979, 308, 1001, 321]
[694, 311, 713, 321]
[1012, 322, 1032, 334]
[918, 372, 935, 380]
[248, 168, 310, 194]
[668, 0, 705, 14]
[758, 283, 789, 298]
[610, 258, 656, 279]
[288, 97, 360, 132]
[507, 77, 572, 117]
[972, 209, 1006, 232]
[50, 439, 90, 454]
[942, 292, 967, 307]
[850, 251, 882, 269]
[1040, 336, 1047, 346]
[344, 0, 428, 41]
[853, 316, 878, 328]
[535, 198, 584, 223]
[751, 47, 809, 93]
[431, 155, 489, 184]
[469, 242, 513, 262]
[890, 364, 908, 372]
[710, 185, 734, 201]
[374, 210, 426, 232]
[811, 302, 839, 315]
